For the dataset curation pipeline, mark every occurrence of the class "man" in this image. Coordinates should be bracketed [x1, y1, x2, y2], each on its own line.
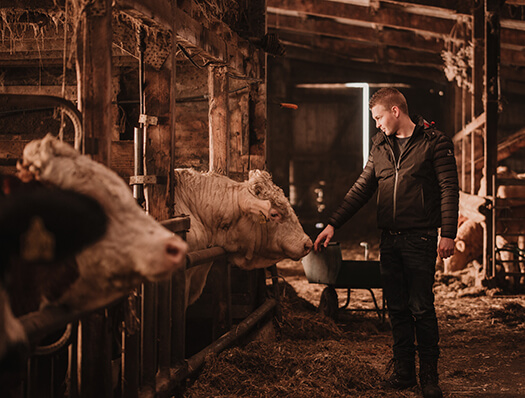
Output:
[314, 88, 458, 398]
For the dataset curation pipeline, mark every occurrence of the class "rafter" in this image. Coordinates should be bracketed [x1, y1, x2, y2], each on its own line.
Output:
[267, 0, 458, 37]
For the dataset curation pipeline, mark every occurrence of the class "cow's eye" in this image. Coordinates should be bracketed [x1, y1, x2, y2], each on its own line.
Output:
[270, 210, 281, 220]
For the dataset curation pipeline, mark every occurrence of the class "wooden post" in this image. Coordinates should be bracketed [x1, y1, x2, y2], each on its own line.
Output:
[208, 65, 232, 344]
[75, 2, 114, 397]
[472, 0, 485, 119]
[209, 65, 230, 175]
[484, 0, 500, 279]
[229, 86, 250, 181]
[471, 0, 485, 194]
[77, 0, 112, 165]
[143, 64, 172, 219]
[249, 81, 267, 171]
[169, 31, 187, 375]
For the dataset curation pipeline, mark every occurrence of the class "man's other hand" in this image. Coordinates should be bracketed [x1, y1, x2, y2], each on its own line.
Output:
[438, 236, 455, 259]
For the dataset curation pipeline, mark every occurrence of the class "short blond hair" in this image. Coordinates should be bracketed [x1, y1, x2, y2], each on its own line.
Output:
[369, 88, 409, 115]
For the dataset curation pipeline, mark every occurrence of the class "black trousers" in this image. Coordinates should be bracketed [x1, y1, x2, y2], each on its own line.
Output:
[380, 229, 439, 363]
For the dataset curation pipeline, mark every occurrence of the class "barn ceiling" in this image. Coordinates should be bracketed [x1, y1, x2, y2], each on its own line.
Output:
[267, 0, 525, 94]
[1, 1, 524, 94]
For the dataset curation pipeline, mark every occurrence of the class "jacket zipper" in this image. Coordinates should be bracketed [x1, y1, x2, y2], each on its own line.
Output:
[385, 132, 415, 225]
[385, 137, 399, 224]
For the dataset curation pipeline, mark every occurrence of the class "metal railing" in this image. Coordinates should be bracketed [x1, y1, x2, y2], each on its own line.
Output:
[7, 216, 277, 398]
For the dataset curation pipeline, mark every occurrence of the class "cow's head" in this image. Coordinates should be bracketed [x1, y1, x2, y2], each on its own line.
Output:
[231, 170, 312, 267]
[18, 135, 188, 311]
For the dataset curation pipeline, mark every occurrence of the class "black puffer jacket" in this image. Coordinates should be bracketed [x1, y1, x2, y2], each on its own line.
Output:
[328, 116, 459, 239]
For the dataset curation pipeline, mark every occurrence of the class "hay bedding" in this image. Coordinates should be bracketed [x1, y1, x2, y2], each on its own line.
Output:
[184, 340, 383, 398]
[183, 283, 411, 398]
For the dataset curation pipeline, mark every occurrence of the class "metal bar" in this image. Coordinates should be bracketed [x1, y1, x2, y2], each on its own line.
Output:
[269, 265, 282, 322]
[0, 94, 83, 150]
[160, 216, 191, 234]
[80, 311, 113, 398]
[140, 282, 157, 394]
[170, 267, 186, 368]
[186, 247, 226, 268]
[453, 112, 486, 143]
[156, 298, 277, 398]
[133, 127, 145, 205]
[19, 247, 223, 344]
[461, 137, 466, 190]
[470, 129, 476, 194]
[122, 293, 140, 398]
[157, 279, 172, 377]
[211, 258, 232, 340]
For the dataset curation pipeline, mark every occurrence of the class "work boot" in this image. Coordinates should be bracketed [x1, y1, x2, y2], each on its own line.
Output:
[381, 358, 417, 390]
[419, 358, 443, 398]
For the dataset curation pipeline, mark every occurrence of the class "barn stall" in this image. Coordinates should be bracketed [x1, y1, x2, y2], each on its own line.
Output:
[1, 0, 525, 397]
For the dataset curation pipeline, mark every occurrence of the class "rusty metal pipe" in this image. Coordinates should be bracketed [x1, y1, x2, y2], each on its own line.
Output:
[0, 94, 82, 150]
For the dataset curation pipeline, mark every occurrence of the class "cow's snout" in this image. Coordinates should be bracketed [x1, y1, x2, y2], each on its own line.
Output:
[163, 236, 188, 273]
[304, 238, 313, 254]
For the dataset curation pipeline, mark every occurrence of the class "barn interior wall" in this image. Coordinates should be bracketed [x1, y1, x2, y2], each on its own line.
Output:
[267, 56, 451, 242]
[174, 61, 210, 171]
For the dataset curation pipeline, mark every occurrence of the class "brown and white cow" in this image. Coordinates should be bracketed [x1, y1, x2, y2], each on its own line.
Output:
[0, 174, 109, 369]
[445, 166, 525, 274]
[174, 168, 312, 306]
[17, 134, 188, 310]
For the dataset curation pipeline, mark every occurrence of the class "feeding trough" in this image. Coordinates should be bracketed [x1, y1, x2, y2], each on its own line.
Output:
[302, 242, 386, 320]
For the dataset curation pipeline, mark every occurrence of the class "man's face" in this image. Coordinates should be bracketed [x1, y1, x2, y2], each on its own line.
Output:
[371, 104, 398, 136]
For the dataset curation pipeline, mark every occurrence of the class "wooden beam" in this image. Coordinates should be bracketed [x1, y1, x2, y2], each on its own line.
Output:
[116, 0, 263, 79]
[276, 30, 444, 68]
[267, 13, 446, 53]
[267, 0, 457, 36]
[501, 47, 525, 67]
[280, 44, 447, 83]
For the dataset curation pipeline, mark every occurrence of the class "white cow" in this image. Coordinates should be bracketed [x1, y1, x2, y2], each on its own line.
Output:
[17, 134, 188, 310]
[174, 168, 313, 306]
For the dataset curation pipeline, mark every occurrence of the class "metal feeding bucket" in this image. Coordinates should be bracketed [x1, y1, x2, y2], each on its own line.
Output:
[301, 242, 342, 284]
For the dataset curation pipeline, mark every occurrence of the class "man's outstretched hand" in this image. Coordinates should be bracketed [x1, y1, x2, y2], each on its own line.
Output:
[313, 225, 335, 251]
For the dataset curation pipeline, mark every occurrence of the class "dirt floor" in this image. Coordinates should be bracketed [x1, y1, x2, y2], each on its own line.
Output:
[183, 238, 525, 398]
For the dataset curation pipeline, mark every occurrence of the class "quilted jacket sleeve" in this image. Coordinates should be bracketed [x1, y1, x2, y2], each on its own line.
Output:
[433, 134, 459, 239]
[327, 153, 378, 229]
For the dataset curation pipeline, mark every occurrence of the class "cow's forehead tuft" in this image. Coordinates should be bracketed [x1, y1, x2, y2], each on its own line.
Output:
[249, 179, 290, 214]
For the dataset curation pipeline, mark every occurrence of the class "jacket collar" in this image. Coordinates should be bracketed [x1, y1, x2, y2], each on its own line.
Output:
[372, 115, 435, 145]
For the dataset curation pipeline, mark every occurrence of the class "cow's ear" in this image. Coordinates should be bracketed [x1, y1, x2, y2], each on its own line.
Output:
[456, 240, 466, 252]
[238, 189, 271, 219]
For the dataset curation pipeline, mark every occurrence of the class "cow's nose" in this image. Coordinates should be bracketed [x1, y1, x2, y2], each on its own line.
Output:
[304, 238, 313, 254]
[165, 237, 188, 270]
